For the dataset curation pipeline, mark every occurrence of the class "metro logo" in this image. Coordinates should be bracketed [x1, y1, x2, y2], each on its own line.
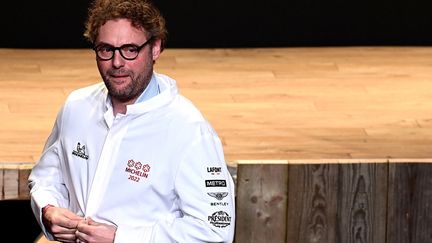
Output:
[205, 180, 227, 187]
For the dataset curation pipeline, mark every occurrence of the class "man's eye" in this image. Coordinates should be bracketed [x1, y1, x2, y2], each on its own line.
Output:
[99, 46, 113, 53]
[122, 46, 138, 53]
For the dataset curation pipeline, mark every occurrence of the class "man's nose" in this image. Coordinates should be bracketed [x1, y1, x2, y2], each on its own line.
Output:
[112, 50, 125, 68]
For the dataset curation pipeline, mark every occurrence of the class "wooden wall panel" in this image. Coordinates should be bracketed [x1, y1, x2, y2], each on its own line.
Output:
[0, 170, 3, 199]
[0, 164, 32, 200]
[18, 169, 31, 199]
[338, 163, 387, 243]
[2, 169, 19, 199]
[286, 164, 339, 243]
[237, 161, 432, 243]
[387, 163, 432, 243]
[235, 163, 288, 243]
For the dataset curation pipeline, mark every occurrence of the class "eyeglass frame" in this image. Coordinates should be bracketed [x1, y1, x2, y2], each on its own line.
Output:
[93, 36, 154, 61]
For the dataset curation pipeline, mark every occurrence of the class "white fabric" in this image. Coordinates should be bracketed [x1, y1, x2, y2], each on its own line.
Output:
[28, 72, 235, 242]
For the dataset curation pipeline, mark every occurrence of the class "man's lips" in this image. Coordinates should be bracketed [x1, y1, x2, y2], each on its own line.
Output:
[107, 70, 131, 84]
[111, 74, 129, 78]
[108, 69, 131, 78]
[108, 74, 130, 86]
[109, 73, 130, 82]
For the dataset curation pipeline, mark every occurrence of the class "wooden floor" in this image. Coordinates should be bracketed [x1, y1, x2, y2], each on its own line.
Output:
[1, 47, 432, 168]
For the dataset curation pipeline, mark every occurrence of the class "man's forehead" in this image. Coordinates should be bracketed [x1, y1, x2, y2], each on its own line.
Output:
[96, 19, 148, 44]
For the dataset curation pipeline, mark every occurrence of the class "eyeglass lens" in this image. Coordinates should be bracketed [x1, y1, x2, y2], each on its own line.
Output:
[94, 37, 153, 61]
[96, 45, 140, 60]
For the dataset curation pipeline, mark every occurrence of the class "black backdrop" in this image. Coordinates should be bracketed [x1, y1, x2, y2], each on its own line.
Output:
[2, 0, 432, 48]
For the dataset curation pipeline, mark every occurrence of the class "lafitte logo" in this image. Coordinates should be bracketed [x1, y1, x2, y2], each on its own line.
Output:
[207, 166, 222, 175]
[208, 211, 231, 228]
[72, 142, 89, 160]
[125, 159, 151, 183]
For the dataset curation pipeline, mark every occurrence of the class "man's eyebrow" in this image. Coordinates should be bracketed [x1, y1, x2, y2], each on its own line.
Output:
[94, 41, 112, 46]
[94, 42, 139, 48]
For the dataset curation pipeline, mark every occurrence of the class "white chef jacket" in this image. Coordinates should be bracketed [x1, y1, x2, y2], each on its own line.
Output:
[28, 72, 236, 242]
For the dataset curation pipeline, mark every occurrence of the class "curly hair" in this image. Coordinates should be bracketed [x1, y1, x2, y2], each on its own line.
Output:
[84, 0, 167, 50]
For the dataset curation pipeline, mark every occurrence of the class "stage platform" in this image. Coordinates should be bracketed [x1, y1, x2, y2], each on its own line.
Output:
[1, 47, 432, 164]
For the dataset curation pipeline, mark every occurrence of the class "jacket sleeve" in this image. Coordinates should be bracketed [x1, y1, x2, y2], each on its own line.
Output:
[114, 123, 236, 243]
[28, 106, 70, 240]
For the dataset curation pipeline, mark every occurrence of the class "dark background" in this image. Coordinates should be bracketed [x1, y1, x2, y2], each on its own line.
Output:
[2, 0, 432, 48]
[1, 199, 41, 242]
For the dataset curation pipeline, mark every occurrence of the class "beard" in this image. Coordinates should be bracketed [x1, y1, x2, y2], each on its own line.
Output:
[102, 58, 153, 103]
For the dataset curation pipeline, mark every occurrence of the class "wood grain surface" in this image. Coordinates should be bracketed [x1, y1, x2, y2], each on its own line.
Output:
[2, 47, 432, 166]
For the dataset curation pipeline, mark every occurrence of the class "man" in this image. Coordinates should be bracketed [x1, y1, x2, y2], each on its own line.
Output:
[28, 0, 236, 242]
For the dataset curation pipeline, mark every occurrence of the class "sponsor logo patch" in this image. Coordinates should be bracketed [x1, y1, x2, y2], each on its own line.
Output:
[208, 211, 231, 228]
[210, 202, 229, 206]
[208, 192, 229, 201]
[207, 166, 222, 175]
[72, 142, 89, 160]
[125, 159, 151, 183]
[205, 180, 227, 187]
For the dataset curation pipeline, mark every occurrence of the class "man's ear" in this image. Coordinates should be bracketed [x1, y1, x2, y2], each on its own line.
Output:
[152, 39, 162, 61]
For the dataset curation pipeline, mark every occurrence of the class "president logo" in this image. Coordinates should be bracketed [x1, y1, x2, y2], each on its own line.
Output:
[208, 211, 231, 228]
[205, 180, 227, 187]
[125, 159, 151, 183]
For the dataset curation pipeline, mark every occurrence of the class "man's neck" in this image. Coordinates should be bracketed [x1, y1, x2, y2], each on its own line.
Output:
[110, 75, 158, 116]
[111, 98, 136, 116]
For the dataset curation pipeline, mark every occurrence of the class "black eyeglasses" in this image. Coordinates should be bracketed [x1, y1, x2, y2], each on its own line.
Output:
[93, 36, 154, 61]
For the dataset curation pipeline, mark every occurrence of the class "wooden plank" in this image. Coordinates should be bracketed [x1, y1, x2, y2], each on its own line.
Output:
[19, 169, 31, 199]
[338, 163, 387, 243]
[286, 164, 339, 243]
[0, 163, 33, 200]
[0, 170, 3, 199]
[234, 163, 288, 243]
[387, 163, 432, 243]
[2, 169, 19, 199]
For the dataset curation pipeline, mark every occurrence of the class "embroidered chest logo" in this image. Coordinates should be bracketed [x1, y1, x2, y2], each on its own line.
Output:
[125, 159, 151, 183]
[72, 142, 89, 160]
